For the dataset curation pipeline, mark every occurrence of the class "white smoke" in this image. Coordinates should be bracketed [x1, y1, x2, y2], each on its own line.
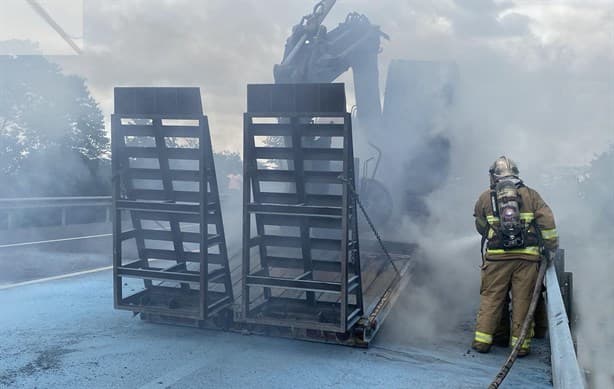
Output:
[43, 0, 613, 382]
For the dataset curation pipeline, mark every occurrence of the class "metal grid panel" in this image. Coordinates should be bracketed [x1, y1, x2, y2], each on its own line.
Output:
[241, 83, 363, 333]
[112, 87, 233, 320]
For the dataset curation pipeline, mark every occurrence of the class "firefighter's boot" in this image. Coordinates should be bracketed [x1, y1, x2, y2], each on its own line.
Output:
[517, 347, 530, 357]
[472, 340, 492, 353]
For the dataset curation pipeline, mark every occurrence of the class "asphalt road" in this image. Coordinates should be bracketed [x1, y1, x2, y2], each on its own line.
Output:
[0, 219, 552, 388]
[0, 269, 552, 388]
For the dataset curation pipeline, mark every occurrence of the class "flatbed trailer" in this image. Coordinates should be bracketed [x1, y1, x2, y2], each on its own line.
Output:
[111, 85, 416, 347]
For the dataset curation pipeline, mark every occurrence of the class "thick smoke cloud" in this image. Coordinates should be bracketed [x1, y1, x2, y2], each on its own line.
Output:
[53, 0, 613, 164]
[57, 0, 309, 152]
[47, 0, 612, 383]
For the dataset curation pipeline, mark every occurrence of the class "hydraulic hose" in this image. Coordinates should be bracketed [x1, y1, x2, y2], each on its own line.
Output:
[489, 257, 548, 388]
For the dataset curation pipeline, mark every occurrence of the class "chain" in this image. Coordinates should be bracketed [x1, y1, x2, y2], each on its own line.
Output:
[339, 176, 399, 274]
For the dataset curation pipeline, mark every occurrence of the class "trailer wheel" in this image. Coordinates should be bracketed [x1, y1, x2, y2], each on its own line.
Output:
[336, 331, 350, 342]
[213, 309, 233, 330]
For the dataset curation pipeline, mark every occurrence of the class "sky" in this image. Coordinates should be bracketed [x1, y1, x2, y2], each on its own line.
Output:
[0, 0, 83, 55]
[1, 0, 606, 168]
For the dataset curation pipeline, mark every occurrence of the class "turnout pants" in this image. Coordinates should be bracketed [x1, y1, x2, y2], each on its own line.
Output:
[494, 288, 548, 341]
[474, 259, 539, 349]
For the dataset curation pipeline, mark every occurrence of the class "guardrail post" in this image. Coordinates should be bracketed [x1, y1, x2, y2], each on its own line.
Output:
[105, 206, 111, 223]
[61, 207, 67, 226]
[6, 212, 12, 230]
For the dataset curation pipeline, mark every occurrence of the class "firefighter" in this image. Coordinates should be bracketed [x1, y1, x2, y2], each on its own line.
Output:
[472, 156, 558, 356]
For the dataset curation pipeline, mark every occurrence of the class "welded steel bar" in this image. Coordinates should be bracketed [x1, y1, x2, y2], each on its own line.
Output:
[241, 113, 252, 321]
[111, 114, 122, 308]
[247, 204, 343, 217]
[265, 256, 352, 272]
[250, 123, 344, 137]
[115, 201, 200, 214]
[246, 275, 342, 293]
[346, 114, 364, 314]
[116, 266, 201, 283]
[198, 116, 209, 316]
[339, 113, 350, 330]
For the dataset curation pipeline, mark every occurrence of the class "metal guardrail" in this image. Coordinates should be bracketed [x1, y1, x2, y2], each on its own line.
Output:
[0, 196, 112, 209]
[546, 257, 585, 389]
[0, 196, 112, 228]
[0, 195, 229, 231]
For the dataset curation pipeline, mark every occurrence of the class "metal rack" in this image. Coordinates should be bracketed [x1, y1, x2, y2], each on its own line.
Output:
[241, 83, 364, 333]
[111, 87, 233, 321]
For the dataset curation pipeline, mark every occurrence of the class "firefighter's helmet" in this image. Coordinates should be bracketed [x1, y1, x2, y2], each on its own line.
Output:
[489, 156, 519, 185]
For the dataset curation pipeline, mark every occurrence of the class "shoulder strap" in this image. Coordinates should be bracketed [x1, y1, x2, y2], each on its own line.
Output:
[480, 233, 487, 267]
[490, 189, 499, 217]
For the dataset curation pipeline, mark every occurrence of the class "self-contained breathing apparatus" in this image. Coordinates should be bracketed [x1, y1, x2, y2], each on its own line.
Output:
[485, 156, 540, 252]
[490, 178, 525, 249]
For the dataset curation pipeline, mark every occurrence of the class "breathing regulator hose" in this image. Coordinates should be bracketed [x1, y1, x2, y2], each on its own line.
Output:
[488, 257, 548, 388]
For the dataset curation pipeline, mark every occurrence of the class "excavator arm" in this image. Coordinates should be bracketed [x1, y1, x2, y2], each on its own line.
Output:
[274, 1, 388, 132]
[274, 0, 337, 82]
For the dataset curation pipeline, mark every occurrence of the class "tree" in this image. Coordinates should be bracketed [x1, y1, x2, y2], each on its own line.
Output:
[214, 151, 242, 194]
[0, 55, 109, 197]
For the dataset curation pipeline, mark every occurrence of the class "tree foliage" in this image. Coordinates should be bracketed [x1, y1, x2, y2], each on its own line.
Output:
[0, 56, 244, 198]
[0, 56, 109, 197]
[213, 151, 242, 194]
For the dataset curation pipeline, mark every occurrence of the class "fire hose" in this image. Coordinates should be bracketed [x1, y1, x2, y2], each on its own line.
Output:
[489, 256, 548, 388]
